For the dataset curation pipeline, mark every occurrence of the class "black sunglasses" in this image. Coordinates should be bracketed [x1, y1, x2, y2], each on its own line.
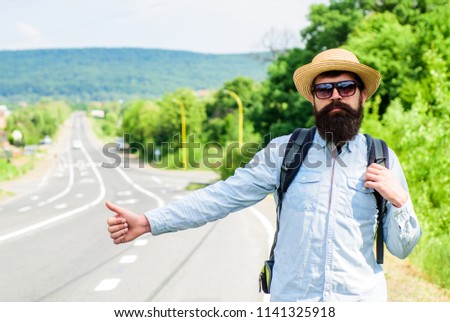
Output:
[312, 80, 361, 99]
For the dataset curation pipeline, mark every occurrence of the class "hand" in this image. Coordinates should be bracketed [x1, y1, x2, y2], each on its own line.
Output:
[105, 200, 151, 244]
[364, 163, 408, 208]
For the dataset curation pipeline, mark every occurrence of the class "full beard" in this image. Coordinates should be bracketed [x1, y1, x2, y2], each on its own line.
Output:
[314, 100, 364, 147]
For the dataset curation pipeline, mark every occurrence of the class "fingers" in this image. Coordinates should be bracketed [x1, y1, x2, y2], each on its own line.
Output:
[105, 200, 125, 214]
[108, 220, 128, 233]
[110, 226, 128, 240]
[113, 234, 127, 245]
[105, 200, 140, 245]
[107, 215, 126, 226]
[365, 163, 388, 181]
[367, 163, 385, 171]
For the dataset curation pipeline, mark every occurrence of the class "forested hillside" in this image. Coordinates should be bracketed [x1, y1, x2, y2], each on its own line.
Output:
[0, 48, 269, 102]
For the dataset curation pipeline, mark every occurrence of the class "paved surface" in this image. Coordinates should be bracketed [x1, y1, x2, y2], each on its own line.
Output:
[0, 112, 277, 302]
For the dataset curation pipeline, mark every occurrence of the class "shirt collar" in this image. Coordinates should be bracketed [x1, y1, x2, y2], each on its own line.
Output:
[313, 130, 362, 153]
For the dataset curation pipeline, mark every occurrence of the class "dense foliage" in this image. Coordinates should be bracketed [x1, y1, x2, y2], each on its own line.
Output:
[6, 100, 71, 145]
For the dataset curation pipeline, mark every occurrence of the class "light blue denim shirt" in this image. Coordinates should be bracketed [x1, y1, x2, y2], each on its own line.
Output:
[146, 132, 421, 302]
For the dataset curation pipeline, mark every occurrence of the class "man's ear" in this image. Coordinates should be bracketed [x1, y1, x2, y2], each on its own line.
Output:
[361, 89, 368, 105]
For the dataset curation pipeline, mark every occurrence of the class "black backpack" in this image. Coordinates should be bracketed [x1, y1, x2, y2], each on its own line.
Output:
[259, 127, 389, 294]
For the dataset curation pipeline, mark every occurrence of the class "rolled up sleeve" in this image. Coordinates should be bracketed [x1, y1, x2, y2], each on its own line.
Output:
[383, 150, 421, 259]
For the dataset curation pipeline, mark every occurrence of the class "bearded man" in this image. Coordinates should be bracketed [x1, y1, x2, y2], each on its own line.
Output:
[106, 48, 421, 302]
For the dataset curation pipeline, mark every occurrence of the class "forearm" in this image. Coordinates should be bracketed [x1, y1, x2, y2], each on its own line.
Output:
[145, 136, 284, 236]
[146, 175, 273, 235]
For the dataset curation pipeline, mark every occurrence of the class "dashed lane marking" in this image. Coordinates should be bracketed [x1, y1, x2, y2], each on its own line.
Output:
[55, 203, 67, 210]
[117, 190, 132, 196]
[119, 255, 137, 264]
[151, 176, 162, 184]
[94, 279, 121, 291]
[116, 199, 138, 205]
[134, 239, 148, 246]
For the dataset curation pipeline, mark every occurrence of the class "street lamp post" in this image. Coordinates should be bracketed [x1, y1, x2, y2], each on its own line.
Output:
[172, 98, 187, 170]
[223, 89, 243, 147]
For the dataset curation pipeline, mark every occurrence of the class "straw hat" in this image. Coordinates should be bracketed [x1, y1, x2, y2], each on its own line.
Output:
[293, 48, 381, 102]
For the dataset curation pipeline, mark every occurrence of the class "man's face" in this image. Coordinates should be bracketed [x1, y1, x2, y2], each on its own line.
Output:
[312, 72, 367, 112]
[312, 72, 367, 146]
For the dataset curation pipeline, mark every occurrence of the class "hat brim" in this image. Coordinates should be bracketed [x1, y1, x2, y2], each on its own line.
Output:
[293, 60, 381, 102]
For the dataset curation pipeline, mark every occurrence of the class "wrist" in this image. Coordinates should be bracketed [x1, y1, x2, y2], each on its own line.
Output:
[139, 214, 151, 233]
[391, 192, 408, 208]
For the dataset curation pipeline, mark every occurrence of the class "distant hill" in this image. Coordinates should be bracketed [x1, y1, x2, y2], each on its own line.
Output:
[0, 48, 270, 102]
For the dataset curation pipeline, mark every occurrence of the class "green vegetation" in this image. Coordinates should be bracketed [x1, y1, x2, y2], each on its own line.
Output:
[0, 48, 269, 102]
[2, 0, 448, 292]
[6, 100, 71, 145]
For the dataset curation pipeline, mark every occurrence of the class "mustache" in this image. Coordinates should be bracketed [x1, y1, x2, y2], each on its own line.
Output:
[316, 101, 358, 116]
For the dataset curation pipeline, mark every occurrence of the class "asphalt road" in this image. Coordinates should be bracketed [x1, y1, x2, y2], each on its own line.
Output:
[0, 113, 276, 302]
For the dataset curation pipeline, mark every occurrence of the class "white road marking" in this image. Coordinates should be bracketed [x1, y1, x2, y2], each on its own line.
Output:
[40, 149, 75, 207]
[119, 255, 137, 264]
[75, 193, 83, 198]
[18, 206, 32, 213]
[79, 178, 95, 184]
[114, 167, 165, 208]
[54, 203, 67, 209]
[134, 239, 148, 246]
[151, 176, 162, 184]
[248, 206, 275, 251]
[172, 195, 184, 200]
[94, 279, 121, 291]
[117, 190, 132, 196]
[248, 206, 275, 303]
[0, 139, 106, 243]
[30, 195, 39, 201]
[116, 199, 138, 205]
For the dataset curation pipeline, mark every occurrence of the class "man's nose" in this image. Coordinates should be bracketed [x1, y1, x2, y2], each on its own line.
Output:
[330, 87, 342, 100]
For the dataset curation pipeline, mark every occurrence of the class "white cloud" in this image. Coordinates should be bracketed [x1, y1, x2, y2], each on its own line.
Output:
[15, 22, 49, 48]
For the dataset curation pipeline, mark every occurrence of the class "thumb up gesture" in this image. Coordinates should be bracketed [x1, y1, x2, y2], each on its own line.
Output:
[105, 201, 151, 244]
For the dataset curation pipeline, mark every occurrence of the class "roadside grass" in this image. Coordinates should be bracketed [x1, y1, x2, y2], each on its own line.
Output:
[384, 252, 450, 301]
[0, 157, 35, 182]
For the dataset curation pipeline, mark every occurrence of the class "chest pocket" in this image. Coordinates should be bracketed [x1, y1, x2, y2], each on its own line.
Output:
[346, 178, 378, 220]
[284, 172, 322, 211]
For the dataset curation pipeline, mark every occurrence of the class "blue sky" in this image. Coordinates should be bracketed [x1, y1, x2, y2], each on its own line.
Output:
[0, 0, 326, 53]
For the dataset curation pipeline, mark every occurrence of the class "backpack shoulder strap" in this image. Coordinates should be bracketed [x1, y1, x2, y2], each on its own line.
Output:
[268, 127, 316, 260]
[364, 134, 389, 264]
[278, 127, 317, 202]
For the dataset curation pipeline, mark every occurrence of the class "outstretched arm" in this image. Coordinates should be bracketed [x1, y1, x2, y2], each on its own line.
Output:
[106, 200, 151, 244]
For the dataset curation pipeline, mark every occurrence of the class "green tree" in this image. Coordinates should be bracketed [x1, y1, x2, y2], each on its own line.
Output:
[344, 12, 417, 113]
[255, 49, 315, 142]
[301, 0, 367, 53]
[369, 49, 449, 288]
[204, 77, 263, 145]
